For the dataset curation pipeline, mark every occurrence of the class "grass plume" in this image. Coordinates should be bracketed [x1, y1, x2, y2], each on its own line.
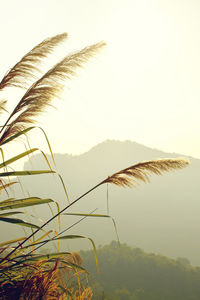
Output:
[102, 158, 190, 187]
[0, 33, 68, 91]
[0, 41, 106, 144]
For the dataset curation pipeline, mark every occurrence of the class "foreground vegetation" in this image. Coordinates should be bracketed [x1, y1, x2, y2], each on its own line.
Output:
[0, 32, 189, 298]
[81, 242, 200, 300]
[0, 32, 105, 299]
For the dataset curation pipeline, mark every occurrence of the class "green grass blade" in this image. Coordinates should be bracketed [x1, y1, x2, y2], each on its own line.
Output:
[0, 149, 39, 169]
[55, 201, 61, 231]
[88, 237, 99, 274]
[1, 126, 56, 168]
[0, 197, 54, 210]
[0, 105, 9, 114]
[0, 181, 17, 193]
[0, 237, 26, 247]
[53, 235, 99, 273]
[0, 170, 55, 177]
[0, 216, 40, 229]
[24, 132, 32, 154]
[39, 150, 53, 171]
[32, 230, 53, 245]
[0, 148, 5, 165]
[64, 213, 120, 244]
[55, 230, 59, 252]
[18, 252, 71, 262]
[47, 203, 54, 219]
[38, 127, 56, 168]
[13, 230, 53, 258]
[1, 127, 35, 145]
[0, 146, 52, 174]
[0, 211, 23, 217]
[0, 147, 10, 183]
[58, 174, 70, 204]
[110, 217, 120, 245]
[46, 202, 61, 231]
[64, 213, 111, 218]
[0, 197, 15, 202]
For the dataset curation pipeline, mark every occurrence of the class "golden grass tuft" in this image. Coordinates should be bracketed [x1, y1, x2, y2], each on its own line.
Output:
[0, 41, 106, 145]
[0, 33, 68, 91]
[0, 255, 92, 300]
[21, 260, 62, 300]
[103, 158, 189, 187]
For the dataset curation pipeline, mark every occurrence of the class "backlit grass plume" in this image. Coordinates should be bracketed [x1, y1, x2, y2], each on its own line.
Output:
[102, 158, 189, 187]
[0, 41, 106, 144]
[0, 32, 68, 91]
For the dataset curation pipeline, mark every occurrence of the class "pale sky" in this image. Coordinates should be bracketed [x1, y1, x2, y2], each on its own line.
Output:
[1, 0, 200, 165]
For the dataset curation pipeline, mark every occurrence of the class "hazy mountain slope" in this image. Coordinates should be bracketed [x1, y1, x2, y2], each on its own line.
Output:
[80, 241, 200, 300]
[18, 140, 200, 265]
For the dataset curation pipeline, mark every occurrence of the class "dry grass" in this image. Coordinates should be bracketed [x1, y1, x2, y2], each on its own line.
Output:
[103, 158, 189, 187]
[0, 33, 68, 90]
[0, 253, 92, 299]
[0, 40, 106, 145]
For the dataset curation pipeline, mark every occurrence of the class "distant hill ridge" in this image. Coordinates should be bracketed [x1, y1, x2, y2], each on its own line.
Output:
[52, 139, 186, 160]
[22, 140, 200, 265]
[81, 241, 200, 300]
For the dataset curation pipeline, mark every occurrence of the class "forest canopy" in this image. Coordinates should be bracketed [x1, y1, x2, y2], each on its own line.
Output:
[80, 241, 200, 300]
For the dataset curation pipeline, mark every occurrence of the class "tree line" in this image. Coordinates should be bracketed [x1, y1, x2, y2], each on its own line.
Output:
[80, 241, 200, 300]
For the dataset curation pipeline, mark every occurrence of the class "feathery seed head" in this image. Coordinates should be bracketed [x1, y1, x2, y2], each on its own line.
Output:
[103, 158, 189, 188]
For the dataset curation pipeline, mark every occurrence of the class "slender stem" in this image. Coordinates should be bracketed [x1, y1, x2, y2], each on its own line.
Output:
[27, 208, 98, 255]
[106, 183, 109, 215]
[3, 181, 103, 261]
[0, 114, 13, 136]
[0, 102, 20, 136]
